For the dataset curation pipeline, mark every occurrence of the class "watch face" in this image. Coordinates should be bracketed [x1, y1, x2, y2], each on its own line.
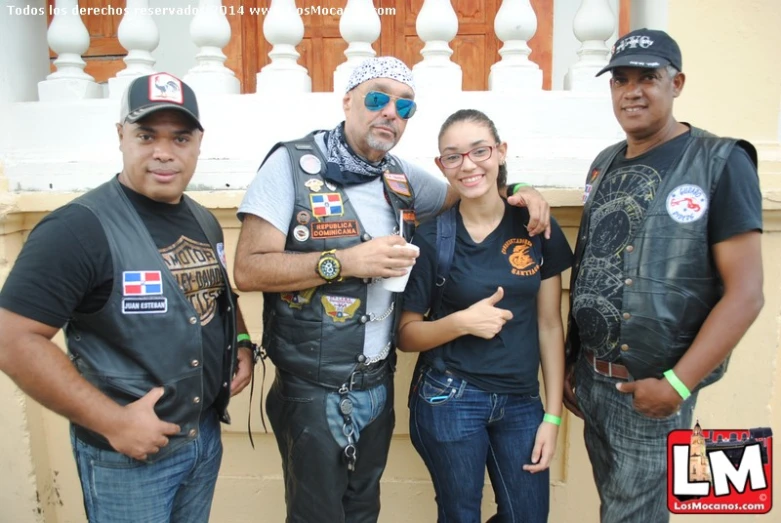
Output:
[319, 257, 340, 279]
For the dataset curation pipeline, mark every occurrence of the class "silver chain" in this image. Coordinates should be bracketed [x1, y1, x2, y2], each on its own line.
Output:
[368, 301, 394, 322]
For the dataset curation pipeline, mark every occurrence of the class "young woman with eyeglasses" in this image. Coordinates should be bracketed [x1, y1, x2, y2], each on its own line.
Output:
[397, 109, 574, 522]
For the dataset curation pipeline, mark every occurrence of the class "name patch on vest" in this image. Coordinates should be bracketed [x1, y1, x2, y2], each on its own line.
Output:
[384, 172, 411, 197]
[666, 184, 708, 223]
[322, 296, 360, 323]
[122, 297, 168, 314]
[310, 193, 344, 218]
[311, 220, 359, 239]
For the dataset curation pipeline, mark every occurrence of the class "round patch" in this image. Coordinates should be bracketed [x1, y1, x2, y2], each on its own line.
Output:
[299, 154, 322, 175]
[666, 184, 708, 223]
[296, 210, 311, 225]
[293, 225, 310, 242]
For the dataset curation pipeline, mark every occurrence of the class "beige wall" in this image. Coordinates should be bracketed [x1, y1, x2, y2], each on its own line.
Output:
[1, 1, 780, 522]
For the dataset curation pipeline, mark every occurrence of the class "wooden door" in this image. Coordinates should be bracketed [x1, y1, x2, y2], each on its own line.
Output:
[245, 0, 553, 93]
[46, 0, 125, 82]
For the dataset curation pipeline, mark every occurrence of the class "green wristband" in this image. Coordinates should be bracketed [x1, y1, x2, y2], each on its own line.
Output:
[237, 333, 251, 343]
[511, 182, 530, 195]
[543, 413, 561, 426]
[663, 369, 691, 400]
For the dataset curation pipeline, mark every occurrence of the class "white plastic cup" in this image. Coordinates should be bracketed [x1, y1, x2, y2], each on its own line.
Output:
[381, 243, 420, 293]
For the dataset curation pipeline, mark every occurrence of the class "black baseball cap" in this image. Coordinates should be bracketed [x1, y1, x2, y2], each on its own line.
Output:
[596, 28, 682, 77]
[119, 73, 203, 130]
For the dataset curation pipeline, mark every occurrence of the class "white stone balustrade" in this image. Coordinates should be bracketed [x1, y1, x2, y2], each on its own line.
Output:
[489, 0, 542, 92]
[184, 0, 240, 95]
[413, 0, 462, 94]
[38, 0, 102, 101]
[333, 0, 382, 94]
[109, 0, 160, 98]
[256, 0, 311, 93]
[565, 0, 616, 92]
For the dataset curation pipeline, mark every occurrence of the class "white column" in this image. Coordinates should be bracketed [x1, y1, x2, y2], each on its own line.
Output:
[412, 0, 462, 94]
[108, 0, 160, 98]
[333, 0, 381, 94]
[564, 0, 616, 92]
[37, 0, 102, 100]
[0, 0, 50, 103]
[489, 0, 542, 92]
[256, 0, 311, 93]
[630, 0, 668, 31]
[184, 0, 240, 94]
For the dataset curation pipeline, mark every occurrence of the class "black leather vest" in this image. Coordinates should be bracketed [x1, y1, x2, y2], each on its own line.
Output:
[261, 132, 416, 388]
[66, 177, 238, 461]
[566, 127, 757, 390]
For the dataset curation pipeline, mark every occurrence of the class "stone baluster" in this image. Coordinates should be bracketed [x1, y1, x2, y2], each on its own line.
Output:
[412, 0, 462, 94]
[333, 0, 381, 94]
[256, 0, 311, 93]
[108, 0, 160, 98]
[564, 0, 616, 92]
[489, 0, 542, 91]
[38, 0, 102, 100]
[184, 0, 240, 94]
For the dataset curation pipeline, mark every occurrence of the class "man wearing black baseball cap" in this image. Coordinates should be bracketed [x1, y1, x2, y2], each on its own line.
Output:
[0, 72, 255, 522]
[563, 29, 764, 522]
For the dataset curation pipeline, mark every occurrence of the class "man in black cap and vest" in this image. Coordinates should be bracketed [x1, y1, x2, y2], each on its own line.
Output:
[0, 73, 255, 523]
[234, 56, 552, 522]
[562, 29, 764, 522]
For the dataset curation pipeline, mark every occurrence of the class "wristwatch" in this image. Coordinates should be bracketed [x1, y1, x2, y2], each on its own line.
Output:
[316, 249, 343, 283]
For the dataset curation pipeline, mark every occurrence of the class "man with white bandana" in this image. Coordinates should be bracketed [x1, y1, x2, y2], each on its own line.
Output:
[234, 56, 550, 522]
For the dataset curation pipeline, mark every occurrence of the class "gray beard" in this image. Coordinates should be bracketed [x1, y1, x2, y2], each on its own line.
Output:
[366, 132, 395, 153]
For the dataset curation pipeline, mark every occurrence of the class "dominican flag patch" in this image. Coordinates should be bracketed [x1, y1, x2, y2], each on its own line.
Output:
[310, 193, 344, 218]
[123, 271, 163, 296]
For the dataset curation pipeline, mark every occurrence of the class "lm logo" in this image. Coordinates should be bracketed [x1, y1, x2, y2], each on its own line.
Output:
[667, 422, 772, 514]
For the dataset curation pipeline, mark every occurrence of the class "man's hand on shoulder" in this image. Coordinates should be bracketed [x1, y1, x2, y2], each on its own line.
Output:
[616, 377, 683, 418]
[507, 186, 551, 239]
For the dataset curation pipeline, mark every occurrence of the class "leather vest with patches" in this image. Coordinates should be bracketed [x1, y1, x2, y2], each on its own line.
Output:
[66, 177, 238, 462]
[565, 127, 757, 390]
[262, 132, 415, 388]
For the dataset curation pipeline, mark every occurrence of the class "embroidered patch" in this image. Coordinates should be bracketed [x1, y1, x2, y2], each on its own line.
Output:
[299, 154, 323, 175]
[310, 193, 344, 218]
[122, 297, 168, 315]
[666, 184, 708, 223]
[281, 287, 316, 309]
[501, 238, 540, 276]
[148, 74, 183, 104]
[216, 242, 227, 268]
[384, 172, 411, 196]
[304, 179, 324, 192]
[583, 184, 593, 203]
[590, 168, 600, 183]
[322, 296, 361, 323]
[123, 271, 163, 296]
[311, 220, 359, 239]
[293, 225, 310, 241]
[296, 210, 311, 225]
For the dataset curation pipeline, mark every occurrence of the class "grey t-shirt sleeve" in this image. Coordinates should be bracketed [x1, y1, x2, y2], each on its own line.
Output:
[399, 157, 448, 222]
[237, 146, 295, 235]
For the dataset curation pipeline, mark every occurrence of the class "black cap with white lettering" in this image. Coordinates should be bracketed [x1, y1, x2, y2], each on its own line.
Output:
[596, 28, 682, 77]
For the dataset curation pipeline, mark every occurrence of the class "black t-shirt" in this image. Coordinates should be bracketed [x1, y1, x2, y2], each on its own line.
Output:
[571, 132, 763, 360]
[0, 180, 228, 409]
[403, 202, 574, 395]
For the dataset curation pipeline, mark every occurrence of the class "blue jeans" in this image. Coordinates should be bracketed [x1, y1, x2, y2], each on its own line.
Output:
[71, 408, 223, 523]
[409, 366, 549, 523]
[574, 355, 698, 523]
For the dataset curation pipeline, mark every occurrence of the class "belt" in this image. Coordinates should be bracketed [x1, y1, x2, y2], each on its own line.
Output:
[344, 358, 391, 391]
[585, 351, 631, 380]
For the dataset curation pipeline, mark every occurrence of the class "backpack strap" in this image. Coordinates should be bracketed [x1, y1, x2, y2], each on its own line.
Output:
[428, 205, 457, 320]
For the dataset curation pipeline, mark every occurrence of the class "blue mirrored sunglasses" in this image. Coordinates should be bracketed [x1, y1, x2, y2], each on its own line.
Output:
[364, 91, 417, 119]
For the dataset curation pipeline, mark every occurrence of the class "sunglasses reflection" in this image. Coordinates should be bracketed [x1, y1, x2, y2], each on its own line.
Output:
[364, 91, 417, 120]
